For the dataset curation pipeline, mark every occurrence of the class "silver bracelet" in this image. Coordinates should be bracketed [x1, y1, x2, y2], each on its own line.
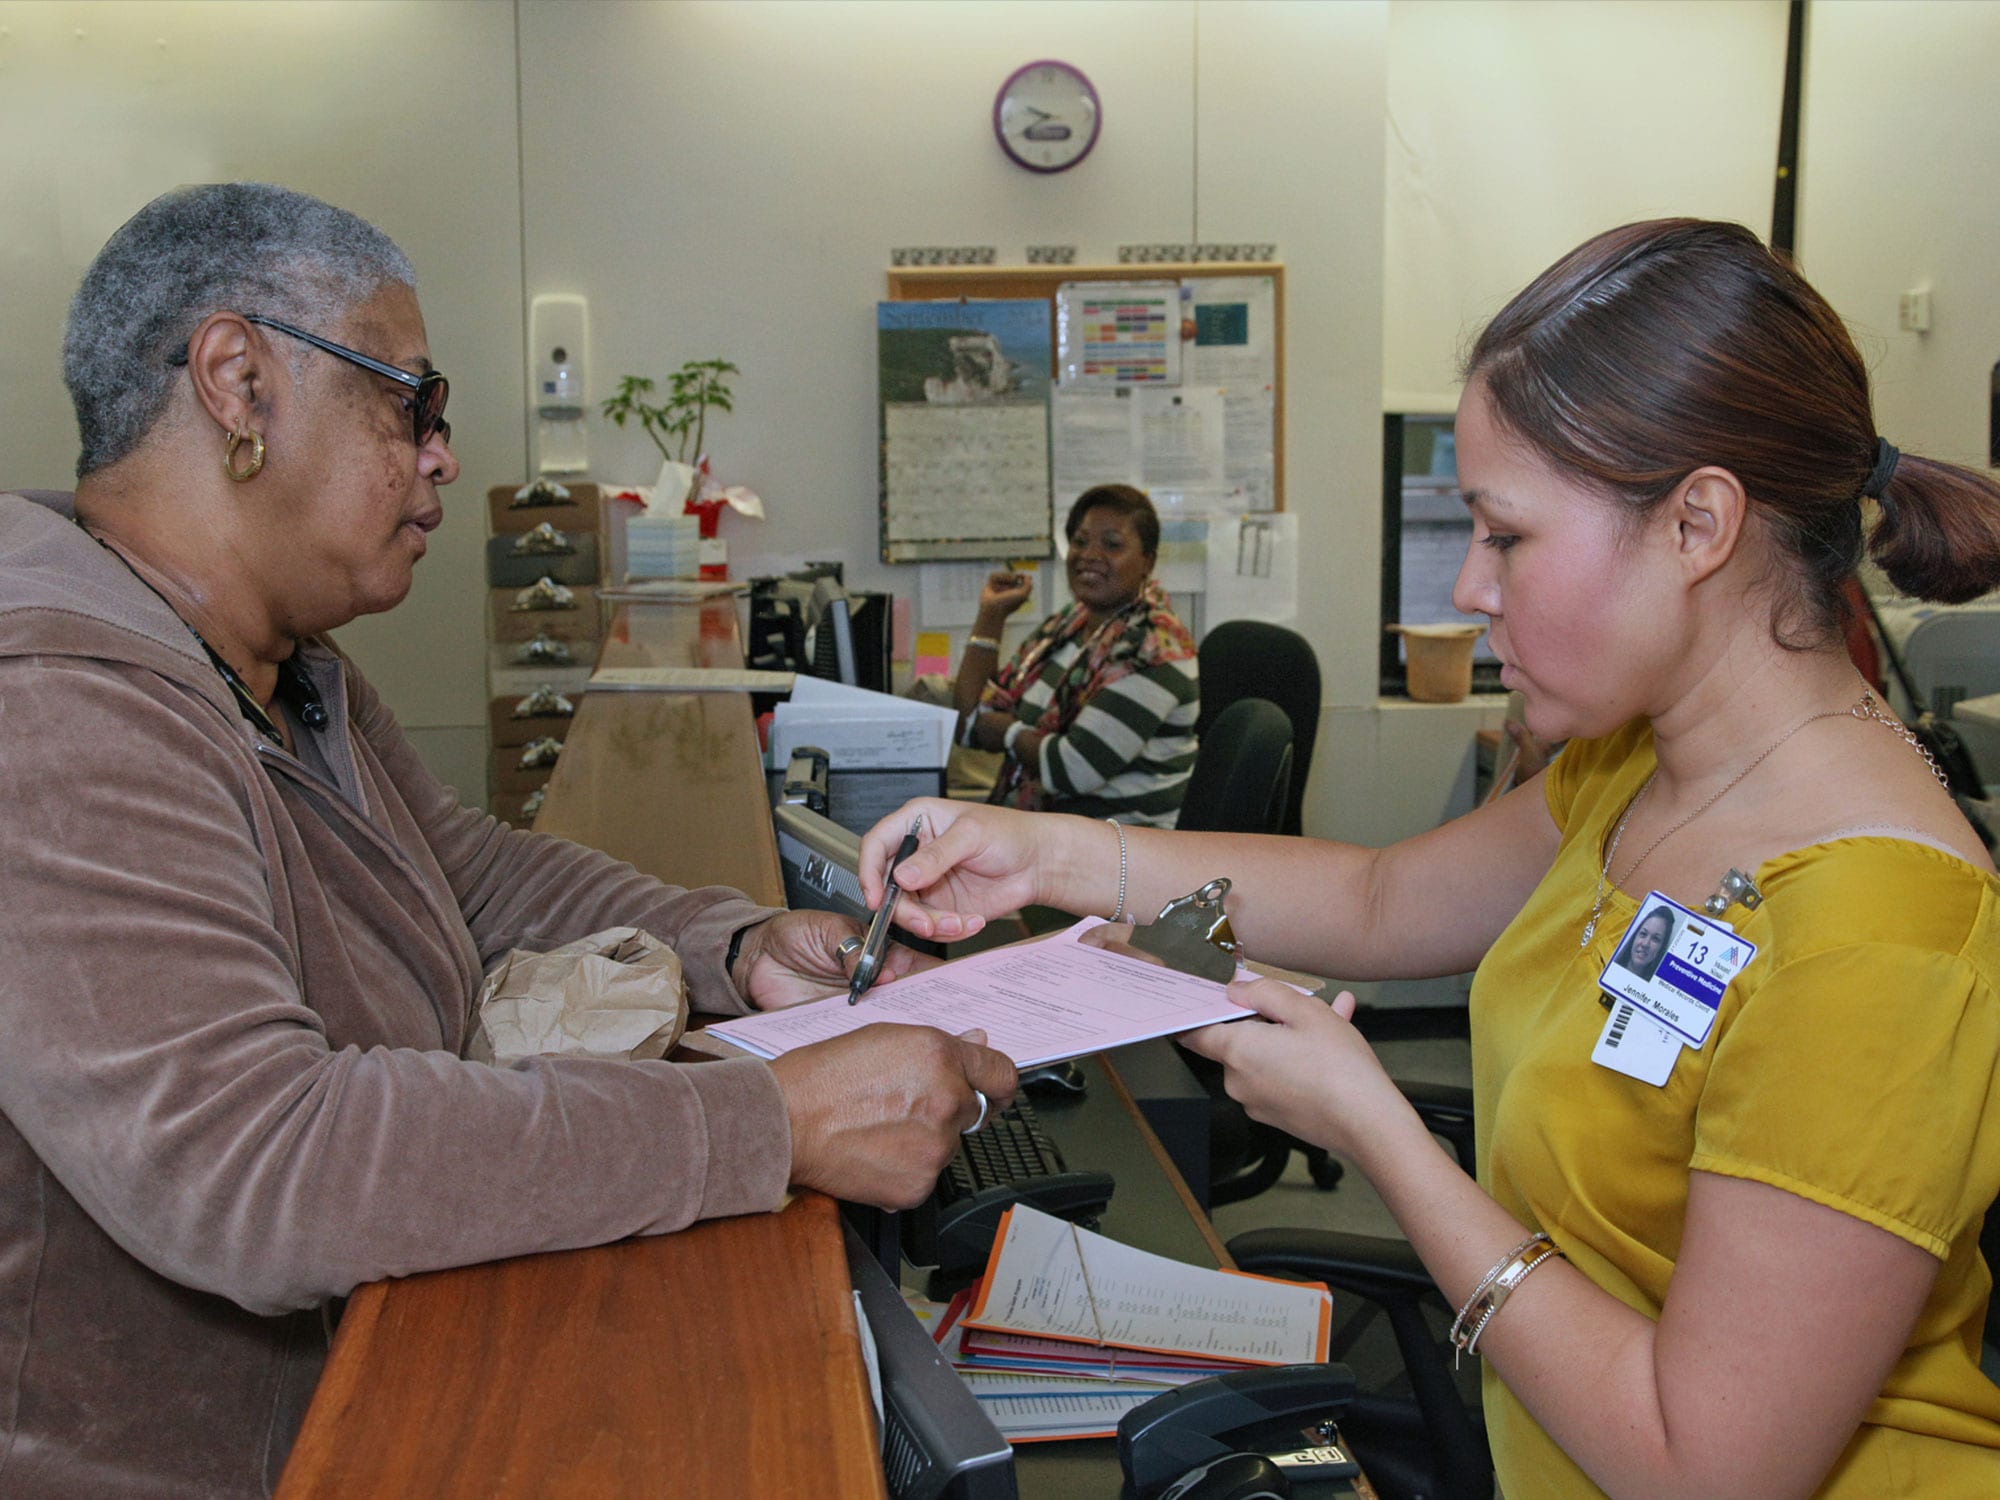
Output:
[1003, 720, 1027, 758]
[967, 634, 1001, 651]
[1104, 817, 1128, 923]
[1449, 1232, 1563, 1365]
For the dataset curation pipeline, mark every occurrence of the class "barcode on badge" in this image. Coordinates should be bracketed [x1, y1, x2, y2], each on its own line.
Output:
[1604, 1003, 1632, 1049]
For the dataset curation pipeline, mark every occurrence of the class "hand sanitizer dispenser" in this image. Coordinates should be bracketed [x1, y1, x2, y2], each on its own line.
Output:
[531, 294, 589, 475]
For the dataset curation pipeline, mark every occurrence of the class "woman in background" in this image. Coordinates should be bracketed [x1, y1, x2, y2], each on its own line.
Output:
[954, 483, 1199, 827]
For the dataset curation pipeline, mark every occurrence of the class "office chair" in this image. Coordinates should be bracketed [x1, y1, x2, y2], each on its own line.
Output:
[1197, 621, 1321, 837]
[1228, 1081, 1488, 1500]
[1185, 634, 1346, 1202]
[1160, 696, 1340, 1207]
[1174, 697, 1294, 836]
[1899, 607, 2000, 721]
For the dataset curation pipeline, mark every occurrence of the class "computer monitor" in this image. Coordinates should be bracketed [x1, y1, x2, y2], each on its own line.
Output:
[807, 581, 893, 694]
[844, 1222, 1017, 1500]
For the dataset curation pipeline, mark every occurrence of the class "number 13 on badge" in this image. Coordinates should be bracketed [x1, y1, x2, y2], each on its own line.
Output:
[1599, 892, 1758, 1051]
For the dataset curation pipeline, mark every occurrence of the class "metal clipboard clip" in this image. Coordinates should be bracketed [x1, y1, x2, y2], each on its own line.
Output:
[1121, 878, 1241, 984]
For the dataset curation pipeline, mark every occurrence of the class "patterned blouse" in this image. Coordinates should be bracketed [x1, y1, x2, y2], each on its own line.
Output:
[982, 580, 1199, 827]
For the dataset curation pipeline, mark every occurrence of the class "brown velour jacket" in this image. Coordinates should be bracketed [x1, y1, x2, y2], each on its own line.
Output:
[0, 491, 792, 1497]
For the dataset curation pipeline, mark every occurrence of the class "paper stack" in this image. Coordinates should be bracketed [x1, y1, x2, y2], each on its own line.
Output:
[767, 676, 958, 835]
[932, 1205, 1333, 1442]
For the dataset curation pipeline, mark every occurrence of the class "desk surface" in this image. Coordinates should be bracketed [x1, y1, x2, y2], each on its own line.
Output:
[279, 600, 1370, 1499]
[532, 598, 785, 906]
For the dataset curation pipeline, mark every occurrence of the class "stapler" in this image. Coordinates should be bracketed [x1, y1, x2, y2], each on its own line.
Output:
[1118, 1364, 1358, 1500]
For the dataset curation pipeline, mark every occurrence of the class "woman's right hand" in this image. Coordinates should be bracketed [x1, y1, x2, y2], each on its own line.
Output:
[858, 799, 1084, 940]
[977, 570, 1033, 619]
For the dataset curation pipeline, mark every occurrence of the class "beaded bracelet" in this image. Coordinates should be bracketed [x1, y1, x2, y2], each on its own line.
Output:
[967, 634, 1001, 652]
[1104, 818, 1128, 923]
[1448, 1231, 1564, 1365]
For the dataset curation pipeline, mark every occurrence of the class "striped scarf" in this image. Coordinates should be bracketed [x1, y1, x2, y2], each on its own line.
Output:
[983, 578, 1195, 810]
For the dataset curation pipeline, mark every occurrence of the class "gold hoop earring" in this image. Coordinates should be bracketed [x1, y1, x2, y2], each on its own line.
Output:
[223, 429, 265, 482]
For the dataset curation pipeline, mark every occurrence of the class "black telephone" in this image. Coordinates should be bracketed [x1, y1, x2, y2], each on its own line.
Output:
[934, 1172, 1113, 1267]
[1118, 1364, 1358, 1500]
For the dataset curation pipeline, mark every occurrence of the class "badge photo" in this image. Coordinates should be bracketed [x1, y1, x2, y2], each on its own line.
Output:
[1598, 892, 1758, 1049]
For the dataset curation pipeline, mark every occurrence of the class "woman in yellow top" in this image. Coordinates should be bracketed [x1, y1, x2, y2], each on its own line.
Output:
[861, 219, 2000, 1498]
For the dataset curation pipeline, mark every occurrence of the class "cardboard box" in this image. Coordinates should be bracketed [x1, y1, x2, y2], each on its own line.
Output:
[488, 482, 601, 536]
[489, 689, 581, 749]
[490, 741, 563, 796]
[487, 530, 599, 588]
[488, 584, 603, 644]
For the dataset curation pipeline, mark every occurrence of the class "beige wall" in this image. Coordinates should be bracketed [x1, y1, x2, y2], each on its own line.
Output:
[1798, 0, 2000, 477]
[2, 0, 1995, 840]
[1382, 0, 1789, 411]
[0, 0, 524, 800]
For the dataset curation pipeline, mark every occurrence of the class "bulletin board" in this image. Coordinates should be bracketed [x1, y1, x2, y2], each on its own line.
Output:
[884, 263, 1286, 512]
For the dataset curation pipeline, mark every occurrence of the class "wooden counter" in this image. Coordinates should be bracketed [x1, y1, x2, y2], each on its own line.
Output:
[279, 600, 881, 1499]
[531, 597, 784, 906]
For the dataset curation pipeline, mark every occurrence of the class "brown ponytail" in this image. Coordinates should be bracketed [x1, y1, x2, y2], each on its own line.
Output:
[1868, 453, 2000, 605]
[1465, 219, 2000, 644]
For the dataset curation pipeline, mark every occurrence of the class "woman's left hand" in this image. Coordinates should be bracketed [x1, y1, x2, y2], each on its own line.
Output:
[732, 910, 938, 1011]
[1180, 980, 1403, 1158]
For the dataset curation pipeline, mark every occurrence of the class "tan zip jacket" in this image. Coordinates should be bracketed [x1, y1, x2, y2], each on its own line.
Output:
[0, 491, 790, 1497]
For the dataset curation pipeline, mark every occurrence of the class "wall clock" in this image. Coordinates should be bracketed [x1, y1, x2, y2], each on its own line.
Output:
[993, 60, 1101, 174]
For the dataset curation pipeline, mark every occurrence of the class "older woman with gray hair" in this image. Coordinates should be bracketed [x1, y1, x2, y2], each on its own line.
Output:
[0, 183, 1013, 1499]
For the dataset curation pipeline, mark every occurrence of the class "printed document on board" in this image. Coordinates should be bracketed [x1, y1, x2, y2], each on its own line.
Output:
[702, 917, 1262, 1068]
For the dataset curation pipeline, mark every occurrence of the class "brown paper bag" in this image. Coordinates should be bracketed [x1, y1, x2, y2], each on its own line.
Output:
[467, 926, 688, 1064]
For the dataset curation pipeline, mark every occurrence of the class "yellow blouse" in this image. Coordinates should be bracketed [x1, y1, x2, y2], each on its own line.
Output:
[1472, 721, 2000, 1497]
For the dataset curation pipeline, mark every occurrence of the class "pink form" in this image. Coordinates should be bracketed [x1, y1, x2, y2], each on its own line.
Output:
[702, 917, 1262, 1068]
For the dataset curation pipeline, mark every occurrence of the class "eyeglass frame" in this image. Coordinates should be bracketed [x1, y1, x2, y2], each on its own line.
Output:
[168, 313, 451, 447]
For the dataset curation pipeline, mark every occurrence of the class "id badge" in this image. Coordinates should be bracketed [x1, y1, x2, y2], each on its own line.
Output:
[1591, 999, 1681, 1086]
[1597, 892, 1757, 1049]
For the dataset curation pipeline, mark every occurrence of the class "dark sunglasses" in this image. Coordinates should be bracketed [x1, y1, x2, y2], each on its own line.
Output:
[170, 314, 451, 446]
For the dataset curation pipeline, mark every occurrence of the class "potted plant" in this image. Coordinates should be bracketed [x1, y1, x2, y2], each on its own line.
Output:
[599, 358, 740, 503]
[600, 358, 762, 579]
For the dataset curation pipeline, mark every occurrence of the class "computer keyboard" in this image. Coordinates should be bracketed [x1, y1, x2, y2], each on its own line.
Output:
[916, 1095, 1117, 1279]
[943, 1097, 1068, 1201]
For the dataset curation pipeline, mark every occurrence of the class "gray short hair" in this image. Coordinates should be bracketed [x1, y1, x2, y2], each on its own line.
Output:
[63, 183, 416, 477]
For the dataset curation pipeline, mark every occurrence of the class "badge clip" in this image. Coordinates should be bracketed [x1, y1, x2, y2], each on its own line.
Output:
[1703, 867, 1763, 919]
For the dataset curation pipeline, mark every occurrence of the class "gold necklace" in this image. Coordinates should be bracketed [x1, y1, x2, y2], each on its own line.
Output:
[1580, 689, 1918, 947]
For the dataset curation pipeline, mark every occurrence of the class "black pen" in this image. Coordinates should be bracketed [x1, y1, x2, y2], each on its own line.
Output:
[849, 815, 923, 1004]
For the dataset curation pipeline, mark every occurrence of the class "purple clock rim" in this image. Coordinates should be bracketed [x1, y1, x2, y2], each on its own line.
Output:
[993, 57, 1103, 174]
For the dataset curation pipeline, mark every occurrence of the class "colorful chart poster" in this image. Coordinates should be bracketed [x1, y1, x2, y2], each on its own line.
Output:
[1055, 280, 1182, 388]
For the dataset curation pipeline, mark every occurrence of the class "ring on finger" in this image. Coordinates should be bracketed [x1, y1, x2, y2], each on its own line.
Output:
[837, 936, 864, 960]
[962, 1089, 990, 1135]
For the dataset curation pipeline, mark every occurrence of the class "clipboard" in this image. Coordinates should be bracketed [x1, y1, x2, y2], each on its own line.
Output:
[1117, 879, 1241, 983]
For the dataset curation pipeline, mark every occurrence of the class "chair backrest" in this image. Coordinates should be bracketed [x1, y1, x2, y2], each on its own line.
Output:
[1197, 621, 1320, 835]
[1901, 608, 2000, 719]
[1176, 698, 1292, 835]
